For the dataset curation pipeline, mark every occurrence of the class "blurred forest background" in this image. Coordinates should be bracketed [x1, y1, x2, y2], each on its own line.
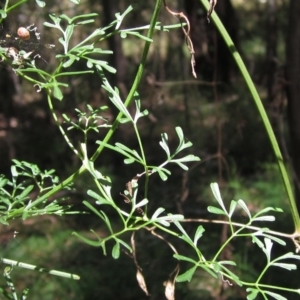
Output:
[0, 0, 300, 299]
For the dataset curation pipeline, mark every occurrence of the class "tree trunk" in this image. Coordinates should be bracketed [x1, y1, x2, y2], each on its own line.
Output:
[286, 0, 300, 210]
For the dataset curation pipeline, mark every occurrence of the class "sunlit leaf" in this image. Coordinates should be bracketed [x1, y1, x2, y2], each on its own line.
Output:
[157, 168, 169, 181]
[262, 238, 273, 262]
[251, 235, 264, 248]
[173, 220, 194, 245]
[193, 225, 205, 246]
[35, 0, 45, 7]
[229, 200, 237, 217]
[237, 199, 251, 220]
[253, 207, 283, 218]
[151, 207, 165, 220]
[115, 5, 133, 30]
[160, 133, 170, 157]
[272, 263, 297, 271]
[253, 216, 275, 222]
[210, 183, 228, 215]
[135, 199, 149, 208]
[263, 291, 287, 300]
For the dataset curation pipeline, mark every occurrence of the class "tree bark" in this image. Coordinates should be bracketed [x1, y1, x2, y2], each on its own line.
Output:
[286, 0, 300, 210]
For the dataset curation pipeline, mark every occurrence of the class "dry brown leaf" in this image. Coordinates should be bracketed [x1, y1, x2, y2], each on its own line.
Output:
[164, 279, 175, 300]
[136, 269, 149, 296]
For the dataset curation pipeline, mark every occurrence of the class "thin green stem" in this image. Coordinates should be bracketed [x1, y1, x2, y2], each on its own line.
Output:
[24, 0, 163, 210]
[199, 0, 300, 233]
[47, 93, 81, 158]
[90, 0, 163, 162]
[132, 123, 150, 202]
[212, 219, 248, 262]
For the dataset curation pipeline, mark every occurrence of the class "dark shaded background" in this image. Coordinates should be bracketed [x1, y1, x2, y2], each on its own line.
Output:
[0, 0, 299, 299]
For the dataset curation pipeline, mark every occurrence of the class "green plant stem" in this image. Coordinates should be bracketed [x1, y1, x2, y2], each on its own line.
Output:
[90, 0, 163, 162]
[199, 0, 300, 233]
[132, 123, 150, 203]
[25, 1, 163, 210]
[47, 93, 82, 158]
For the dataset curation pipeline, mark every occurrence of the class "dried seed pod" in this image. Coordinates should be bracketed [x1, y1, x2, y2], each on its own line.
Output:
[17, 27, 30, 40]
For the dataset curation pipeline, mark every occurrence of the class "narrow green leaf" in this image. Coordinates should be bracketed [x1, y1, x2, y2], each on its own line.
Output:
[174, 161, 188, 170]
[83, 200, 105, 219]
[253, 207, 283, 218]
[43, 21, 58, 29]
[237, 199, 251, 220]
[112, 241, 120, 259]
[118, 239, 132, 253]
[229, 200, 237, 217]
[0, 177, 9, 189]
[199, 264, 219, 279]
[173, 254, 197, 264]
[258, 234, 286, 246]
[263, 238, 273, 262]
[173, 155, 200, 163]
[53, 84, 63, 101]
[193, 225, 205, 246]
[274, 252, 300, 261]
[35, 0, 45, 7]
[72, 232, 102, 247]
[17, 185, 34, 201]
[264, 291, 287, 300]
[207, 206, 227, 215]
[115, 5, 133, 30]
[173, 220, 194, 245]
[272, 263, 296, 271]
[217, 263, 240, 283]
[159, 133, 170, 157]
[87, 190, 111, 205]
[62, 114, 70, 121]
[115, 143, 141, 159]
[253, 216, 275, 222]
[77, 19, 95, 25]
[151, 207, 165, 220]
[157, 214, 184, 222]
[251, 236, 264, 248]
[157, 168, 169, 181]
[210, 183, 228, 215]
[218, 260, 237, 266]
[99, 210, 114, 234]
[176, 266, 197, 282]
[124, 31, 153, 42]
[175, 126, 184, 142]
[246, 288, 259, 300]
[135, 199, 149, 208]
[124, 157, 135, 164]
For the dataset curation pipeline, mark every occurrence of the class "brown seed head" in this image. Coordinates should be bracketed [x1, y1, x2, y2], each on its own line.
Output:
[17, 27, 30, 40]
